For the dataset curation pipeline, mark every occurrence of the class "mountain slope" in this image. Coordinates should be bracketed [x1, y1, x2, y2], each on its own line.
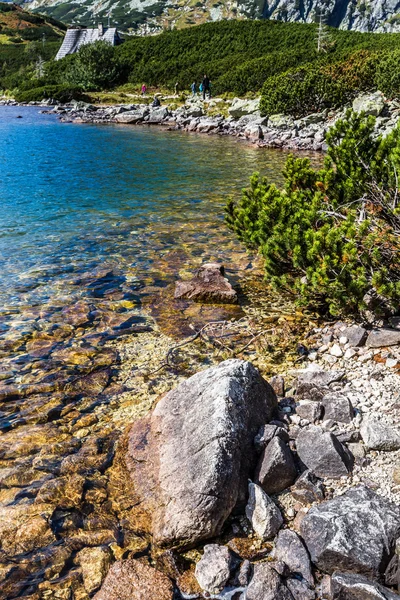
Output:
[0, 1, 65, 43]
[21, 0, 400, 33]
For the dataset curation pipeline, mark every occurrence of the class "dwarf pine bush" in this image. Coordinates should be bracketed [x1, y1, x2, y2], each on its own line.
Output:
[226, 111, 400, 316]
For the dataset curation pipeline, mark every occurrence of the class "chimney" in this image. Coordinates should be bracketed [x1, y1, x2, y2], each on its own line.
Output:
[98, 22, 104, 36]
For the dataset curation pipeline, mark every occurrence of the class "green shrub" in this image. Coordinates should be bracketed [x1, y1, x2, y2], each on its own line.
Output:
[63, 41, 123, 91]
[260, 50, 379, 117]
[226, 111, 400, 316]
[15, 84, 87, 103]
[375, 49, 400, 97]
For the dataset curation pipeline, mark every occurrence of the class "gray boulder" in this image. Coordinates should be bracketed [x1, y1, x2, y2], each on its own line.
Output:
[246, 563, 294, 600]
[352, 92, 385, 117]
[296, 366, 345, 387]
[286, 578, 315, 599]
[125, 359, 277, 547]
[147, 107, 169, 123]
[245, 482, 283, 540]
[115, 109, 148, 124]
[322, 393, 354, 424]
[194, 544, 234, 594]
[360, 417, 400, 451]
[268, 113, 295, 129]
[296, 400, 322, 423]
[301, 485, 400, 577]
[229, 97, 260, 118]
[255, 436, 297, 494]
[330, 571, 400, 599]
[254, 423, 289, 452]
[342, 325, 368, 347]
[272, 529, 313, 585]
[366, 328, 400, 348]
[296, 425, 353, 478]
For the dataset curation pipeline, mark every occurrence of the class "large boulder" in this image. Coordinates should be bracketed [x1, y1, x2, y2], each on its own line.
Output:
[366, 328, 400, 348]
[229, 97, 260, 118]
[301, 486, 400, 577]
[246, 563, 294, 600]
[194, 544, 235, 594]
[330, 571, 400, 599]
[93, 559, 174, 600]
[352, 92, 385, 117]
[272, 529, 314, 586]
[115, 108, 149, 123]
[296, 425, 353, 478]
[174, 263, 237, 304]
[125, 359, 277, 547]
[147, 107, 169, 123]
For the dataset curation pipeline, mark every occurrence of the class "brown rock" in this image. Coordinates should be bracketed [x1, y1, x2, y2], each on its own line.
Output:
[93, 559, 174, 600]
[36, 474, 85, 508]
[0, 503, 56, 557]
[174, 263, 237, 304]
[77, 546, 113, 594]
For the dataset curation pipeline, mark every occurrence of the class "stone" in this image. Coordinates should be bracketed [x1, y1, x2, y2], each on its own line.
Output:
[77, 546, 112, 594]
[291, 470, 325, 505]
[174, 263, 237, 304]
[270, 375, 285, 397]
[254, 424, 289, 452]
[366, 328, 400, 348]
[36, 474, 85, 508]
[194, 544, 234, 594]
[0, 503, 56, 557]
[229, 97, 260, 118]
[301, 485, 400, 577]
[330, 571, 400, 599]
[297, 365, 345, 387]
[296, 400, 322, 423]
[93, 559, 174, 600]
[246, 563, 293, 600]
[147, 107, 169, 123]
[296, 425, 353, 478]
[342, 326, 368, 347]
[268, 113, 295, 129]
[255, 436, 297, 494]
[352, 92, 385, 117]
[330, 344, 343, 357]
[286, 578, 316, 599]
[115, 109, 148, 124]
[360, 417, 400, 451]
[125, 359, 277, 547]
[245, 482, 283, 540]
[321, 393, 354, 424]
[273, 529, 314, 585]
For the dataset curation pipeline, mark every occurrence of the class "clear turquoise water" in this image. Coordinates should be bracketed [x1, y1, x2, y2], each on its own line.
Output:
[0, 106, 288, 310]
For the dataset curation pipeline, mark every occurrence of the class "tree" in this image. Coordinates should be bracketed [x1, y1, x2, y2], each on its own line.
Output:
[226, 111, 400, 316]
[64, 41, 122, 91]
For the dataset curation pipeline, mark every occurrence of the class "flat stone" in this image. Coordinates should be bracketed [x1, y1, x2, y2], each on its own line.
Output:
[301, 485, 400, 577]
[296, 425, 353, 478]
[360, 417, 400, 451]
[330, 344, 343, 357]
[246, 563, 294, 600]
[174, 263, 237, 304]
[321, 393, 354, 424]
[297, 366, 345, 387]
[343, 326, 368, 347]
[296, 401, 322, 423]
[245, 482, 283, 540]
[194, 544, 233, 594]
[330, 571, 400, 599]
[272, 529, 314, 585]
[255, 436, 297, 495]
[125, 359, 277, 547]
[352, 92, 385, 117]
[366, 329, 400, 348]
[93, 559, 174, 600]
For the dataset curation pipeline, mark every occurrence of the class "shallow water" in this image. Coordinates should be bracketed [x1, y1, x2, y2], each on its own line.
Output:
[0, 106, 289, 311]
[0, 106, 310, 599]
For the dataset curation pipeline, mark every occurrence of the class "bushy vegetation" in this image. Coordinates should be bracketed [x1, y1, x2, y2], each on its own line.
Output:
[226, 112, 400, 316]
[14, 83, 88, 102]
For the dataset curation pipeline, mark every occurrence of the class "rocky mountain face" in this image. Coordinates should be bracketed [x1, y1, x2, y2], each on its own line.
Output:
[21, 0, 400, 34]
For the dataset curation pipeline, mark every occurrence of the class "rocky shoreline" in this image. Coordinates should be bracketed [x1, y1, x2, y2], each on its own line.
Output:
[1, 258, 400, 599]
[11, 89, 399, 152]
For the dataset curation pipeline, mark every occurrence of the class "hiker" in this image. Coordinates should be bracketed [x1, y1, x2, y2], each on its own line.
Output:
[199, 82, 203, 96]
[202, 74, 211, 100]
[190, 82, 196, 96]
[174, 81, 178, 96]
[152, 96, 160, 107]
[141, 84, 147, 96]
